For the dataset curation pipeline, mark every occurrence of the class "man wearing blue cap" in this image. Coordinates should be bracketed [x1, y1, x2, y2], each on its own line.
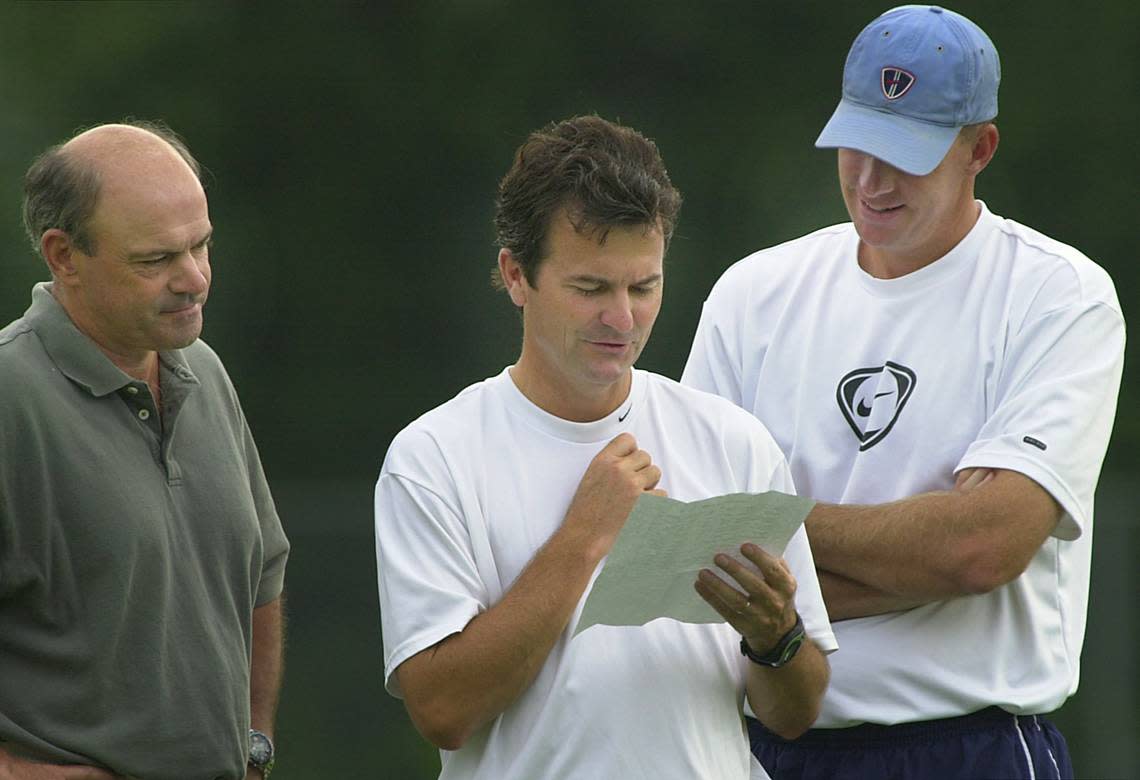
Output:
[682, 6, 1124, 779]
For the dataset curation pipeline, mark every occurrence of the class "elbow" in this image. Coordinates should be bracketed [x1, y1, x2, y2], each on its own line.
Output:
[761, 690, 824, 740]
[766, 708, 819, 741]
[950, 542, 1034, 595]
[405, 697, 477, 751]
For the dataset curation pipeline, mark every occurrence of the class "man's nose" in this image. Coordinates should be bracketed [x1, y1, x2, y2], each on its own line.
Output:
[169, 251, 209, 296]
[859, 154, 895, 196]
[599, 291, 634, 333]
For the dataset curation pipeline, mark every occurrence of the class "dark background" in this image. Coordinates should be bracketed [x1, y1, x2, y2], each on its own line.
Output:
[1, 2, 1135, 777]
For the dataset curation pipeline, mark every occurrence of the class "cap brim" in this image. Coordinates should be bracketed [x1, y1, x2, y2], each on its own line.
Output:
[814, 99, 960, 176]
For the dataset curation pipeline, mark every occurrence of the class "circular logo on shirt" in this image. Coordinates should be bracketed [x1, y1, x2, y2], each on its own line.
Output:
[836, 361, 917, 450]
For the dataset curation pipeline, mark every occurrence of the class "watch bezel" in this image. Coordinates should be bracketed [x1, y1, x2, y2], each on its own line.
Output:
[248, 728, 275, 776]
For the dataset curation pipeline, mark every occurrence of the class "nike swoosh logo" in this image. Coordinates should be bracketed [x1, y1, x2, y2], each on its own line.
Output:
[858, 390, 895, 415]
[618, 407, 631, 422]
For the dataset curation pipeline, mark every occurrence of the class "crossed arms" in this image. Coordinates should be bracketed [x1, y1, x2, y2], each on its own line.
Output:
[810, 468, 1062, 621]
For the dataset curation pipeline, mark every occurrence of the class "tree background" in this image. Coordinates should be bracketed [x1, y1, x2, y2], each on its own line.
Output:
[1, 2, 1135, 777]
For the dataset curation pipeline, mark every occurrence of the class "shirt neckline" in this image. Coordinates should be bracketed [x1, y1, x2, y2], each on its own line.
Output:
[851, 201, 995, 298]
[493, 365, 646, 444]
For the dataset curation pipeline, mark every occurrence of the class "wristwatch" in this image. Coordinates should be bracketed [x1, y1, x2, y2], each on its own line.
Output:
[248, 729, 275, 777]
[740, 613, 806, 668]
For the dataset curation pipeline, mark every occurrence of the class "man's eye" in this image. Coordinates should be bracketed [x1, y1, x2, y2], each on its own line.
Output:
[576, 287, 603, 296]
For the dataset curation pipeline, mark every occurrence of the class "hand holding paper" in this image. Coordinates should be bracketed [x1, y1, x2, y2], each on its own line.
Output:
[574, 491, 815, 636]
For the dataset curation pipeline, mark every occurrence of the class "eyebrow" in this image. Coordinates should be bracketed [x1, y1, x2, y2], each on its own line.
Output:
[567, 273, 662, 286]
[128, 229, 214, 261]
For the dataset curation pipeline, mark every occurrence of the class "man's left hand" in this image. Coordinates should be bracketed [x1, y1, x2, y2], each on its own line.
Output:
[695, 542, 798, 653]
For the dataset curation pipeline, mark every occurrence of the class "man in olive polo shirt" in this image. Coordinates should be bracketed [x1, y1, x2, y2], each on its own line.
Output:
[0, 122, 289, 779]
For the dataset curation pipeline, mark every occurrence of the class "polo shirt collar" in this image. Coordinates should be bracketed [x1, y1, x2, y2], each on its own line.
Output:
[25, 282, 200, 397]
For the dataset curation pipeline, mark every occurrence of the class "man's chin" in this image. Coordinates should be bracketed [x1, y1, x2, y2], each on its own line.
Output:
[158, 324, 204, 351]
[584, 361, 634, 387]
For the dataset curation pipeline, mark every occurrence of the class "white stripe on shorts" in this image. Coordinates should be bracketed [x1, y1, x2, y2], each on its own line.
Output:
[1014, 715, 1037, 780]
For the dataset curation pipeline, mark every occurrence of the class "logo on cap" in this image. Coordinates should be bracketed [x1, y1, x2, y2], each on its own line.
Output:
[881, 67, 915, 100]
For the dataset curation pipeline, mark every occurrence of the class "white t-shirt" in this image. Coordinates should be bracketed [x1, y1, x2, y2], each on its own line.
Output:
[376, 368, 836, 779]
[682, 201, 1125, 727]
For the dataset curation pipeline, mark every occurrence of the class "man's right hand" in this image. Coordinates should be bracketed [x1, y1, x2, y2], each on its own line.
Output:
[564, 433, 664, 560]
[0, 748, 117, 780]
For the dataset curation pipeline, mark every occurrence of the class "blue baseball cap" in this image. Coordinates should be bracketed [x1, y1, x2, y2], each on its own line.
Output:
[815, 5, 1000, 175]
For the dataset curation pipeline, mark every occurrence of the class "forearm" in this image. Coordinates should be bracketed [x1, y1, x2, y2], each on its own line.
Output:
[807, 470, 1060, 602]
[818, 570, 930, 621]
[397, 522, 602, 749]
[744, 640, 829, 739]
[249, 596, 285, 737]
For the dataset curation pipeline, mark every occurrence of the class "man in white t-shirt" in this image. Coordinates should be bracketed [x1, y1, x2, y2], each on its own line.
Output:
[682, 6, 1124, 780]
[375, 115, 836, 779]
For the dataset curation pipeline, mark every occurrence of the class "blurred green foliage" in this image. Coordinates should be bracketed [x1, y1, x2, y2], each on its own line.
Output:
[1, 2, 1135, 777]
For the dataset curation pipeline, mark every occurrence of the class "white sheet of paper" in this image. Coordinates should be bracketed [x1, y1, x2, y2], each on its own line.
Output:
[574, 491, 815, 636]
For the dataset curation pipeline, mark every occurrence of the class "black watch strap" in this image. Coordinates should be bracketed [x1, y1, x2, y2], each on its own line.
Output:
[740, 613, 806, 668]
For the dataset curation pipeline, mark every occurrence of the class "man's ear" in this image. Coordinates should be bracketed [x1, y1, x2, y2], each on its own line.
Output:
[41, 229, 83, 286]
[968, 123, 1000, 175]
[498, 248, 529, 308]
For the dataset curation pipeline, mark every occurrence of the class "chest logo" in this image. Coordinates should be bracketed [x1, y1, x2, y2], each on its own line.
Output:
[836, 361, 917, 451]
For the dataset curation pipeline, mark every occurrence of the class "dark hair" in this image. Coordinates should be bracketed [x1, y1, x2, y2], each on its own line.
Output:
[22, 119, 201, 257]
[492, 115, 682, 288]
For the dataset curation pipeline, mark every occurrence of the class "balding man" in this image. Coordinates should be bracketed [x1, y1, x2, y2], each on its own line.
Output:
[0, 122, 289, 779]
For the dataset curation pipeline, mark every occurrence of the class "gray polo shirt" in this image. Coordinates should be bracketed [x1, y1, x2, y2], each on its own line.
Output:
[0, 283, 289, 779]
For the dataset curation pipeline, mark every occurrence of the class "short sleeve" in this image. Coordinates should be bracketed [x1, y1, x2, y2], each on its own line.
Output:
[958, 301, 1125, 540]
[243, 420, 290, 606]
[374, 471, 487, 696]
[681, 281, 747, 405]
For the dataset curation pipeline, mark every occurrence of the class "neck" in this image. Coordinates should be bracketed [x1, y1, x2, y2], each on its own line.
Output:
[860, 199, 981, 279]
[509, 359, 631, 423]
[51, 284, 160, 385]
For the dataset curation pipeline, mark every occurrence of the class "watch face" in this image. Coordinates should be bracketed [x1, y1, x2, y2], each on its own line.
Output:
[249, 732, 272, 764]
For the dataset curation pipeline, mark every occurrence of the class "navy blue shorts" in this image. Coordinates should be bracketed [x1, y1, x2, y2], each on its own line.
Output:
[748, 708, 1074, 780]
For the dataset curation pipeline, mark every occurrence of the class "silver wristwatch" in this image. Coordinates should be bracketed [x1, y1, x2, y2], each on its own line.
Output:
[249, 729, 275, 777]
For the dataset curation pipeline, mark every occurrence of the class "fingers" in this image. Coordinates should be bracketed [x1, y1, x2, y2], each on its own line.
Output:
[602, 431, 639, 456]
[61, 768, 118, 780]
[597, 434, 661, 492]
[712, 550, 771, 602]
[694, 570, 748, 625]
[640, 463, 662, 491]
[695, 544, 799, 639]
[738, 543, 796, 596]
[955, 467, 995, 491]
[697, 555, 800, 655]
[567, 435, 666, 551]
